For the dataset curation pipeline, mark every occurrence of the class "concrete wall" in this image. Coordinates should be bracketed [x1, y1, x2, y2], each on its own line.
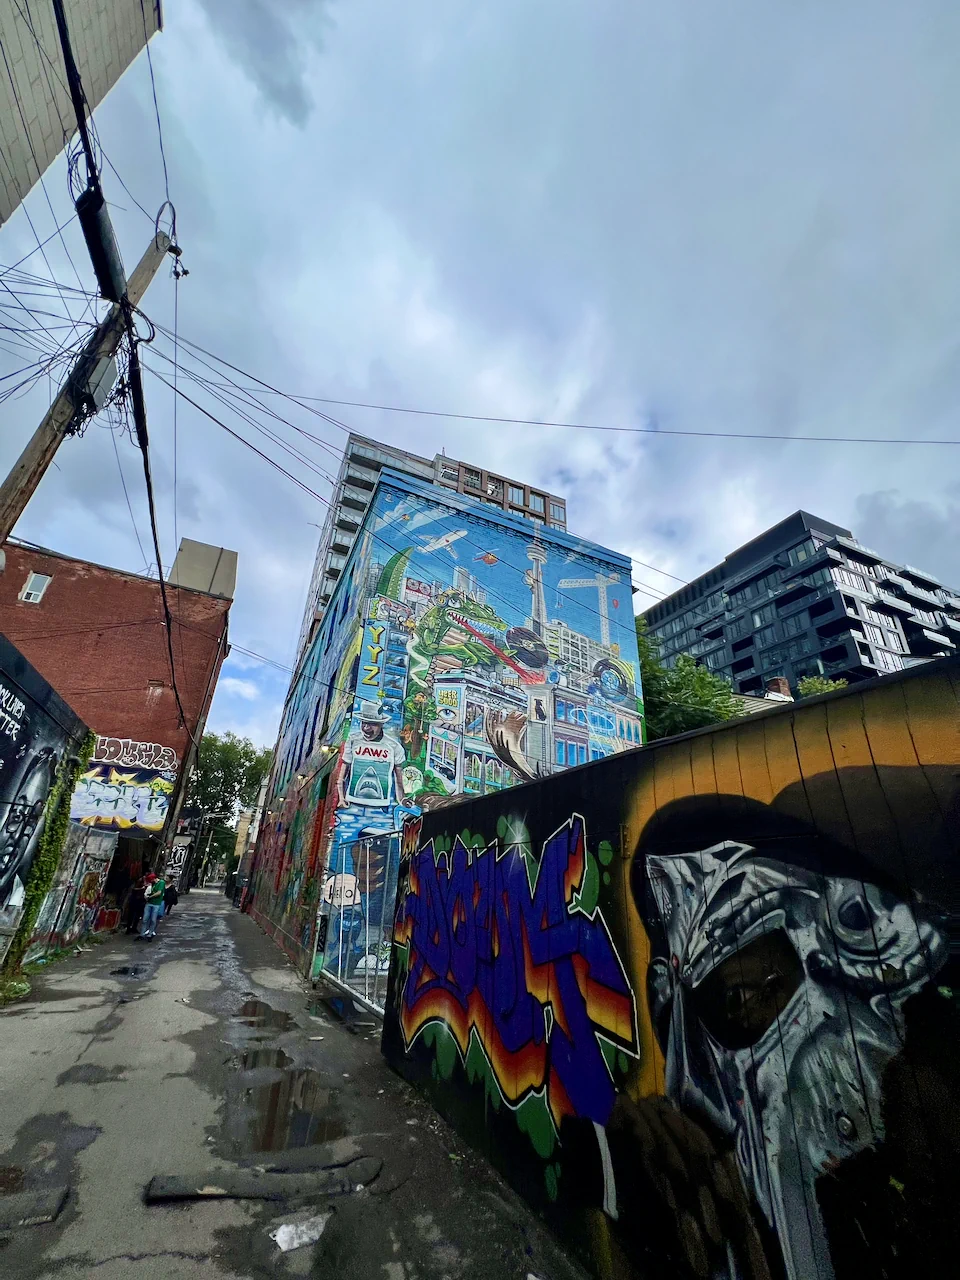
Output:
[382, 655, 960, 1280]
[0, 0, 160, 225]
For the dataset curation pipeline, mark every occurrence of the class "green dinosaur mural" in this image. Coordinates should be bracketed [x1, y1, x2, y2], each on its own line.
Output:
[403, 590, 512, 752]
[376, 548, 413, 601]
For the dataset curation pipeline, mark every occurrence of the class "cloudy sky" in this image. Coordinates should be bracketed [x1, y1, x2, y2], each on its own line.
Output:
[2, 0, 959, 749]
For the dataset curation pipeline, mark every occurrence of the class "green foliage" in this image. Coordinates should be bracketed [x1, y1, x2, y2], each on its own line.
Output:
[188, 732, 272, 818]
[2, 731, 95, 977]
[635, 619, 741, 741]
[797, 674, 848, 698]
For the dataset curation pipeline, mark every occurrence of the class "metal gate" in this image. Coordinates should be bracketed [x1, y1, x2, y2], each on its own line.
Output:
[311, 829, 401, 1014]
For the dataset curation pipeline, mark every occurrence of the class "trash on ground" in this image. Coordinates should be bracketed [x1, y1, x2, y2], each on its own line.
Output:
[269, 1211, 331, 1252]
[0, 1186, 69, 1231]
[145, 1156, 382, 1203]
[309, 1035, 323, 1040]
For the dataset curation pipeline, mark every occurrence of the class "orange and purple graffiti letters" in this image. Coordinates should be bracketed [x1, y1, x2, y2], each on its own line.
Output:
[395, 816, 636, 1127]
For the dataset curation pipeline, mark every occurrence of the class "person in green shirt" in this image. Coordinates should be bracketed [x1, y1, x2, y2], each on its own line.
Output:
[140, 872, 166, 938]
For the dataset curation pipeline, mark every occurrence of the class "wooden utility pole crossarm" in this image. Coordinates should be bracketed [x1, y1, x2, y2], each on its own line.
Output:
[0, 233, 173, 544]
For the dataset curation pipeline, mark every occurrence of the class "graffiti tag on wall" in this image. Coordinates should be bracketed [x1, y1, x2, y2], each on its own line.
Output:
[382, 660, 960, 1280]
[394, 816, 637, 1128]
[70, 764, 175, 835]
[93, 736, 178, 771]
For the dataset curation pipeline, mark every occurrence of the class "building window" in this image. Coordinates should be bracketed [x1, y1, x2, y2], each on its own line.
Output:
[463, 467, 481, 489]
[756, 624, 778, 647]
[528, 492, 546, 515]
[19, 572, 52, 603]
[781, 610, 807, 636]
[863, 623, 884, 647]
[752, 602, 777, 627]
[886, 630, 905, 653]
[555, 740, 565, 765]
[834, 567, 869, 592]
[508, 485, 525, 505]
[549, 502, 566, 523]
[439, 463, 459, 483]
[876, 649, 903, 672]
[485, 477, 503, 499]
[578, 743, 588, 764]
[567, 741, 579, 766]
[555, 698, 567, 722]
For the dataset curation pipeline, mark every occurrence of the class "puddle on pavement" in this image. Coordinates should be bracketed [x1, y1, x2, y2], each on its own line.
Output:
[109, 964, 148, 979]
[224, 1048, 346, 1154]
[220, 999, 347, 1154]
[234, 999, 296, 1037]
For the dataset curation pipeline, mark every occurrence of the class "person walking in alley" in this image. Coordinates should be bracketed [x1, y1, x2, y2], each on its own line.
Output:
[140, 872, 165, 939]
[124, 874, 146, 935]
[163, 879, 179, 916]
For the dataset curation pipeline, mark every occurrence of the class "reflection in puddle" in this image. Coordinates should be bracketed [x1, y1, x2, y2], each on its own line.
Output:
[221, 1000, 347, 1153]
[235, 999, 296, 1034]
[224, 1043, 346, 1155]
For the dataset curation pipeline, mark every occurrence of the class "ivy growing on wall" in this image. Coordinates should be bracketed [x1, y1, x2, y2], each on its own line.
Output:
[1, 730, 95, 976]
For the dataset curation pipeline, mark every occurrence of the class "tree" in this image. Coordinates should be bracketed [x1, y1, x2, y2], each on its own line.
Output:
[188, 732, 273, 819]
[636, 619, 742, 741]
[797, 674, 848, 698]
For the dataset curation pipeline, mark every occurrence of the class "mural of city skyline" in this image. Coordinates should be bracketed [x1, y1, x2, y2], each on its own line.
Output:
[252, 470, 643, 981]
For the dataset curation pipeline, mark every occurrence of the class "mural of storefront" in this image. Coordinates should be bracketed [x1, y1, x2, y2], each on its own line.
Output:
[381, 654, 960, 1280]
[249, 468, 643, 999]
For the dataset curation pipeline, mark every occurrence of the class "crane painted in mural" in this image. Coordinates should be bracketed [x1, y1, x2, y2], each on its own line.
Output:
[556, 572, 621, 647]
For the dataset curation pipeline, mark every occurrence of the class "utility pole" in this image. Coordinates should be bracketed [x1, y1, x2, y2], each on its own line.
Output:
[0, 232, 174, 543]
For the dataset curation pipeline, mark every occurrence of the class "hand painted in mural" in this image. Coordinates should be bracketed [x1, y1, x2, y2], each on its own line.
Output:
[394, 816, 637, 1130]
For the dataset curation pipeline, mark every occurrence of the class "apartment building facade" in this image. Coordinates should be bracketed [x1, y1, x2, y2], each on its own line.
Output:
[295, 433, 568, 665]
[642, 511, 960, 694]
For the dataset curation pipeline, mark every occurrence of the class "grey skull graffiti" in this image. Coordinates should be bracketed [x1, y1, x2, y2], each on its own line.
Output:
[645, 840, 947, 1280]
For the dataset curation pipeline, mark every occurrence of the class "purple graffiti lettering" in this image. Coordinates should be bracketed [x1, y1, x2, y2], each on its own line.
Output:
[396, 817, 636, 1127]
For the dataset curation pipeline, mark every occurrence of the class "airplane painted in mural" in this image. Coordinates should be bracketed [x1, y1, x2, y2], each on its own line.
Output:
[417, 529, 468, 559]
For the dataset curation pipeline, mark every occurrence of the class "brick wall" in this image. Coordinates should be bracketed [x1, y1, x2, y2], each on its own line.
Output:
[0, 542, 229, 769]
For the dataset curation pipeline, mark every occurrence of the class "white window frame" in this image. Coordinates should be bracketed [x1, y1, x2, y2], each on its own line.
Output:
[19, 571, 52, 604]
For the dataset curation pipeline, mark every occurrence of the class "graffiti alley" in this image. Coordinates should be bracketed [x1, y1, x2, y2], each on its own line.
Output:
[0, 889, 586, 1280]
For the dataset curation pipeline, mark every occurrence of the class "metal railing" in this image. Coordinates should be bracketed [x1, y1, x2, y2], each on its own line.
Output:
[313, 830, 402, 1014]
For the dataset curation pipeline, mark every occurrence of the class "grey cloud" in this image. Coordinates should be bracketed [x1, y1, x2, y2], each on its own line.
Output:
[193, 0, 333, 125]
[854, 488, 960, 589]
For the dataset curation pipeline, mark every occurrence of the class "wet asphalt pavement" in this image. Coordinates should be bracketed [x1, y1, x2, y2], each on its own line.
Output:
[0, 890, 588, 1279]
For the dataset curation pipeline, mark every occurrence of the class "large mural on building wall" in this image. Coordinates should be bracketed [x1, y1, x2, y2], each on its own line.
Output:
[382, 657, 960, 1280]
[0, 633, 88, 964]
[253, 471, 642, 979]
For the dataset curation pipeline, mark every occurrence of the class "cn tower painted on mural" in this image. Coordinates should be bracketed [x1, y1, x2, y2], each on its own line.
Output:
[524, 527, 548, 637]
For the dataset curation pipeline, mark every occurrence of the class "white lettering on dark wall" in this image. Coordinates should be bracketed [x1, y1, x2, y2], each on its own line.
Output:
[0, 683, 26, 742]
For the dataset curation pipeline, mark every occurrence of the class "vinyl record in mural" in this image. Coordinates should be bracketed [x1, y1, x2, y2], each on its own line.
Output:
[591, 658, 633, 704]
[505, 627, 550, 669]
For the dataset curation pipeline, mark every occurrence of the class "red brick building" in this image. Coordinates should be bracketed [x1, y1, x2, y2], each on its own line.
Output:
[0, 537, 236, 881]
